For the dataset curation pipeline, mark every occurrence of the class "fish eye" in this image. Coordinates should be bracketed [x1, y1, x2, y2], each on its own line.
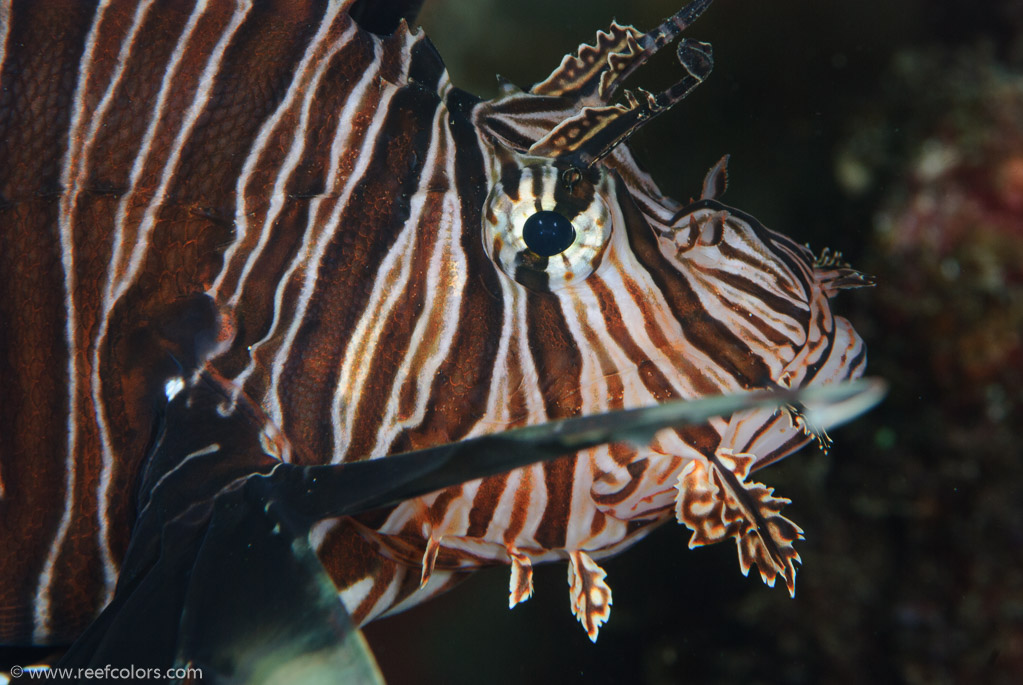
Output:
[482, 163, 612, 292]
[522, 210, 576, 256]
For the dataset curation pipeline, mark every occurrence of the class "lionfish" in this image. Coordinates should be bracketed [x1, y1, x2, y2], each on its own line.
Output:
[0, 0, 874, 677]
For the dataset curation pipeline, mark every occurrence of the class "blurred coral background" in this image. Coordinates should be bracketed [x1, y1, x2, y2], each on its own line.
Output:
[363, 1, 1023, 683]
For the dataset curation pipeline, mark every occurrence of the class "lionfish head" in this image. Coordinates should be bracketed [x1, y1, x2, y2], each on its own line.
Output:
[360, 0, 871, 641]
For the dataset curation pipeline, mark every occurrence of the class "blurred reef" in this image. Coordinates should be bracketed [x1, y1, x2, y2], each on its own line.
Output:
[363, 1, 1023, 684]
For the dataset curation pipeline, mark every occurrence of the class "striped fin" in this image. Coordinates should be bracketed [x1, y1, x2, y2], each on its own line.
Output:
[508, 547, 534, 608]
[675, 451, 803, 596]
[568, 550, 612, 642]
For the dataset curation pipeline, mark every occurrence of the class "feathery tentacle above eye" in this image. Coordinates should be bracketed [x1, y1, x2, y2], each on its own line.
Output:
[528, 0, 715, 167]
[531, 0, 715, 105]
[476, 0, 716, 164]
[529, 38, 713, 167]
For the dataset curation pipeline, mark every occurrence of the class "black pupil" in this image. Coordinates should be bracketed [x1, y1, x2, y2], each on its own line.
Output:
[522, 210, 576, 257]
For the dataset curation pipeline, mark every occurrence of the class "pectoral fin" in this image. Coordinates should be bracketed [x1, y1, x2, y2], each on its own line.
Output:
[508, 548, 534, 608]
[567, 550, 613, 643]
[675, 451, 803, 597]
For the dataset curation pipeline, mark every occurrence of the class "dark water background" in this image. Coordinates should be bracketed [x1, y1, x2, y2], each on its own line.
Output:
[364, 1, 1023, 683]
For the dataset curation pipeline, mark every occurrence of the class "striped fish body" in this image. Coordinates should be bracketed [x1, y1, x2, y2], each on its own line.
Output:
[0, 0, 869, 647]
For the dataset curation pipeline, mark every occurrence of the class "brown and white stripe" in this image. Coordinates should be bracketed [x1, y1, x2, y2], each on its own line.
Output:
[0, 0, 868, 646]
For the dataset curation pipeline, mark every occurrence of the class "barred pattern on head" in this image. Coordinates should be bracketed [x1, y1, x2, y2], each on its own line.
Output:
[0, 0, 869, 647]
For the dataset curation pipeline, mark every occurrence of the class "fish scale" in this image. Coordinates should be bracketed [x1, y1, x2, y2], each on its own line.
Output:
[0, 0, 872, 654]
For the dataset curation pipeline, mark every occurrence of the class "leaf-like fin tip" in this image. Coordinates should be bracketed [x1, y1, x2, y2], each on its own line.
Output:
[508, 549, 534, 609]
[567, 551, 612, 643]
